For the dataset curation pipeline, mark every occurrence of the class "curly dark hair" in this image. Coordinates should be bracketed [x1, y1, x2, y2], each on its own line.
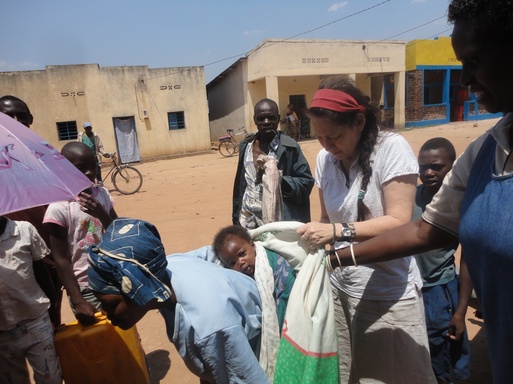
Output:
[419, 137, 456, 162]
[212, 225, 251, 257]
[310, 76, 382, 221]
[448, 0, 513, 41]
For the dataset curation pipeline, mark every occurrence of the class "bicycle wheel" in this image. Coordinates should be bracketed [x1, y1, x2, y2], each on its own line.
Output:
[112, 166, 143, 195]
[218, 139, 237, 157]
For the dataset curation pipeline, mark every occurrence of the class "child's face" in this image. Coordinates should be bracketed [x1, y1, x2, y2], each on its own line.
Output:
[66, 151, 97, 183]
[418, 148, 453, 193]
[219, 235, 256, 277]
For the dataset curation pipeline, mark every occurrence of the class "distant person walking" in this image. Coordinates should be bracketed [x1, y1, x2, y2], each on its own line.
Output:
[78, 122, 111, 183]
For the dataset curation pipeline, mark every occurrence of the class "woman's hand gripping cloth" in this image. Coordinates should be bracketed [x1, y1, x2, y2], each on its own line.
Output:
[257, 155, 284, 225]
[250, 222, 339, 384]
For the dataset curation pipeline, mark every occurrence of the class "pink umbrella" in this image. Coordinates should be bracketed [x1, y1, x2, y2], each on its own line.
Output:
[0, 112, 92, 215]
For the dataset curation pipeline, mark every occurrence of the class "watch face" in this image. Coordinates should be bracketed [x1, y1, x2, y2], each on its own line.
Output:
[342, 228, 352, 238]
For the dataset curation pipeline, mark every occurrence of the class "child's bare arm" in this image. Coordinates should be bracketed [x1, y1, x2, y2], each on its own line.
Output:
[109, 207, 118, 221]
[47, 222, 97, 325]
[449, 252, 472, 341]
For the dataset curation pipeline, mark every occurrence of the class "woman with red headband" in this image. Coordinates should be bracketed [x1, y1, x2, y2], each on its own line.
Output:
[297, 77, 435, 383]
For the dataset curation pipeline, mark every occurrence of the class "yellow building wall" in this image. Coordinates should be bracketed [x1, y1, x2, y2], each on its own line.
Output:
[0, 64, 210, 159]
[406, 37, 461, 71]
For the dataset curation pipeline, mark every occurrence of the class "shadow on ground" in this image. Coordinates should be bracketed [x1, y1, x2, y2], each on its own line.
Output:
[466, 299, 492, 383]
[147, 349, 171, 384]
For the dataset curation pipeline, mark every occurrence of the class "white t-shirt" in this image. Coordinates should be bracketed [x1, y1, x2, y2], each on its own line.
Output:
[0, 219, 50, 330]
[316, 131, 422, 300]
[44, 186, 114, 287]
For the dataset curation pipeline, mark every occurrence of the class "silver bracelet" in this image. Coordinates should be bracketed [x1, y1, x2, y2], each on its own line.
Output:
[350, 243, 358, 267]
[335, 249, 342, 268]
[325, 252, 334, 272]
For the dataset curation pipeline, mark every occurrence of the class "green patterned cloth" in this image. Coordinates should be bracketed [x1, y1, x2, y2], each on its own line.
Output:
[274, 249, 339, 383]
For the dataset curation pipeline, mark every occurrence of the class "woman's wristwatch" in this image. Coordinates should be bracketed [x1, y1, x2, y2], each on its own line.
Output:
[340, 222, 356, 242]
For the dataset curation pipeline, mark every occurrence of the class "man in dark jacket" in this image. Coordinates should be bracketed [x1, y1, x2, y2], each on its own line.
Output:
[232, 98, 314, 229]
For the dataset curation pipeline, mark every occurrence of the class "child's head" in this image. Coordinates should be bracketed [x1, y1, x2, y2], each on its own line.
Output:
[61, 142, 97, 183]
[0, 95, 33, 128]
[418, 137, 456, 194]
[213, 225, 256, 277]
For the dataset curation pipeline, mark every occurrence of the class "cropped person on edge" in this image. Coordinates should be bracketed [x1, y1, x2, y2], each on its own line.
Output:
[87, 218, 269, 384]
[414, 138, 471, 383]
[44, 142, 117, 325]
[0, 216, 62, 384]
[297, 77, 435, 383]
[0, 95, 61, 328]
[233, 98, 314, 230]
[319, 1, 513, 382]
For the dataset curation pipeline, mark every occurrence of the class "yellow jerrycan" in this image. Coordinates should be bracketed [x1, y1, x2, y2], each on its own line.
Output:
[54, 313, 150, 384]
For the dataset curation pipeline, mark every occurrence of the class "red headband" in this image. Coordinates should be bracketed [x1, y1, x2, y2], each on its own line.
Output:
[311, 89, 366, 114]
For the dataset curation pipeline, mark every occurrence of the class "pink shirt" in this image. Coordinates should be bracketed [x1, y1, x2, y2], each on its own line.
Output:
[43, 186, 114, 286]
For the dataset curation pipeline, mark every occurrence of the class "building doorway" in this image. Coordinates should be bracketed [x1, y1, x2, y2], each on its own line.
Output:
[112, 116, 140, 164]
[449, 69, 468, 122]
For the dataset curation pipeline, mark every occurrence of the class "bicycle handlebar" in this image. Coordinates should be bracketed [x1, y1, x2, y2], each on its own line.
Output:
[226, 126, 246, 136]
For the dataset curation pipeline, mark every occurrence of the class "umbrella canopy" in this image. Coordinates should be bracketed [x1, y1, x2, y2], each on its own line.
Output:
[0, 112, 92, 216]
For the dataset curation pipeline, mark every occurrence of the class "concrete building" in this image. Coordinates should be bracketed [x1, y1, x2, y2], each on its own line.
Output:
[401, 36, 501, 127]
[207, 38, 407, 140]
[0, 64, 210, 162]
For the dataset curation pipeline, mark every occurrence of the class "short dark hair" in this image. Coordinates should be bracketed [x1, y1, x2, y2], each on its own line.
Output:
[212, 225, 251, 257]
[419, 137, 456, 162]
[0, 95, 30, 114]
[254, 98, 279, 114]
[0, 95, 28, 105]
[448, 0, 513, 41]
[61, 142, 96, 162]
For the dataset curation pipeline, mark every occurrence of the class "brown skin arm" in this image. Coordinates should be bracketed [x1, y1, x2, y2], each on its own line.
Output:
[47, 222, 97, 325]
[332, 218, 457, 266]
[448, 252, 473, 341]
[33, 259, 57, 307]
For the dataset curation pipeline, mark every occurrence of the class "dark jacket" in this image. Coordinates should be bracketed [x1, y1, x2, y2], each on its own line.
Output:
[232, 131, 314, 225]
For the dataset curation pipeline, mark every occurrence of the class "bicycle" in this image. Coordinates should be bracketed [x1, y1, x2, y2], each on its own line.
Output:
[100, 152, 143, 195]
[217, 126, 249, 157]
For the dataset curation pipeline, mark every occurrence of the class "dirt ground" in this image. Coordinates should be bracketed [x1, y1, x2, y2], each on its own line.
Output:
[57, 118, 498, 383]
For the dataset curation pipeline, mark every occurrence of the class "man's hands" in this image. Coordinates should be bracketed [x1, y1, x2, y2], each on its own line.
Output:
[73, 299, 99, 325]
[447, 312, 466, 341]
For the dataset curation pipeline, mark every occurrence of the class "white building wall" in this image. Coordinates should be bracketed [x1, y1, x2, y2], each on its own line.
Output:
[207, 39, 406, 134]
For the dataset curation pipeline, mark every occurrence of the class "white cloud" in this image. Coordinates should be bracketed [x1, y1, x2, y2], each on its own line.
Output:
[243, 30, 262, 36]
[0, 60, 41, 72]
[328, 1, 348, 12]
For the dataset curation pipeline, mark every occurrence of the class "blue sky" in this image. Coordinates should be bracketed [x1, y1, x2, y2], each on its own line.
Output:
[2, 0, 453, 83]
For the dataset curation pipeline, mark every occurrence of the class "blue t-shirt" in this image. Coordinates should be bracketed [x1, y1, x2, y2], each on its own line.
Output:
[160, 254, 269, 384]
